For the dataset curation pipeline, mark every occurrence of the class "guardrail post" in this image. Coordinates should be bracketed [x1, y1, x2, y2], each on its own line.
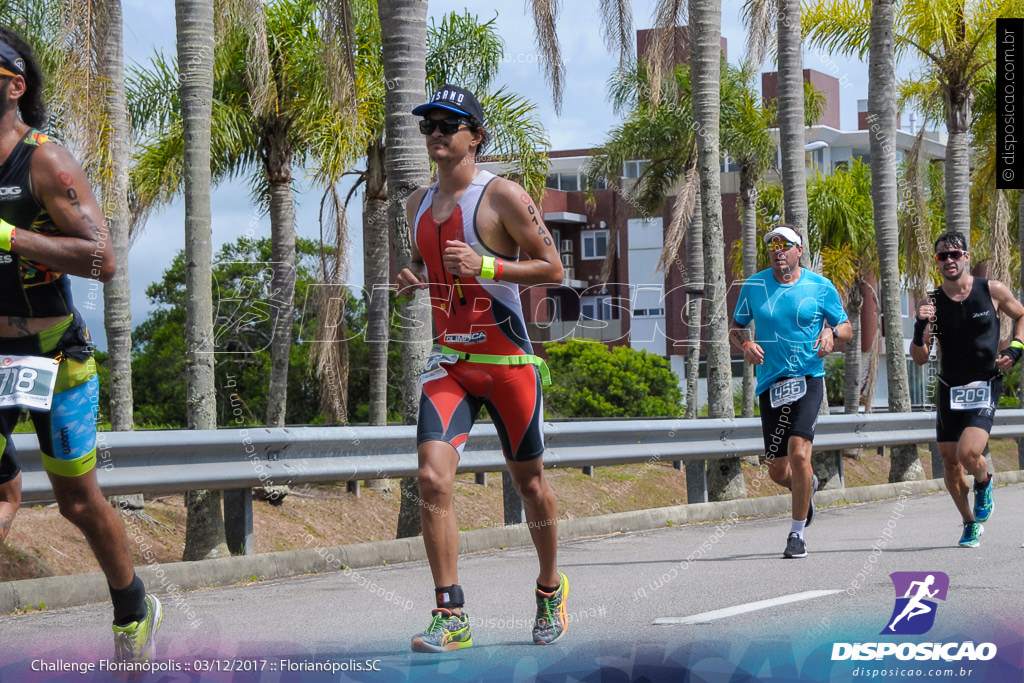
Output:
[224, 488, 254, 556]
[347, 481, 360, 497]
[502, 471, 524, 525]
[1018, 438, 1024, 470]
[475, 472, 488, 486]
[685, 461, 707, 504]
[929, 442, 943, 479]
[581, 466, 594, 477]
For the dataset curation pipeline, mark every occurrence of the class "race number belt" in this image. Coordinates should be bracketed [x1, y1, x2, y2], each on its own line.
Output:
[949, 380, 992, 411]
[0, 355, 60, 411]
[437, 345, 551, 385]
[769, 376, 807, 409]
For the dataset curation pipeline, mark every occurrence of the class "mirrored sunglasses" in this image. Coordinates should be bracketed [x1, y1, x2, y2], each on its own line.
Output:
[935, 250, 965, 262]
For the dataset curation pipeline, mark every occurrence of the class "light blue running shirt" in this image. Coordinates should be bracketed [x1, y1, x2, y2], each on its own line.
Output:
[733, 268, 849, 395]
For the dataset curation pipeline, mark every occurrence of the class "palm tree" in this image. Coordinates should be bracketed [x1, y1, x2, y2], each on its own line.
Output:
[808, 160, 876, 413]
[0, 1, 137, 434]
[868, 0, 921, 481]
[130, 0, 367, 428]
[742, 0, 811, 260]
[804, 0, 1024, 245]
[375, 0, 431, 537]
[175, 0, 229, 560]
[721, 63, 776, 420]
[96, 0, 134, 434]
[688, 0, 744, 500]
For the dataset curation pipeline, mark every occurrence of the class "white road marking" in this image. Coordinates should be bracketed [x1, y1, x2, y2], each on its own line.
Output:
[653, 590, 843, 625]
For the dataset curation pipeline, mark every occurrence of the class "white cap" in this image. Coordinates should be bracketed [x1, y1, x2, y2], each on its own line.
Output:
[763, 226, 802, 246]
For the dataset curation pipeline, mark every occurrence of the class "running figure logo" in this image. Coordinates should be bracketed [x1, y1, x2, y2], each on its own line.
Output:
[881, 571, 949, 635]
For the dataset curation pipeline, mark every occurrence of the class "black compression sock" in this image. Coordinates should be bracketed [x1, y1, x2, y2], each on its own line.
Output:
[109, 574, 146, 626]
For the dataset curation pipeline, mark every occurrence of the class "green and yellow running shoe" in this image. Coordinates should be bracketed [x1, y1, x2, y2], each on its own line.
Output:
[533, 572, 569, 645]
[112, 594, 162, 662]
[410, 608, 473, 653]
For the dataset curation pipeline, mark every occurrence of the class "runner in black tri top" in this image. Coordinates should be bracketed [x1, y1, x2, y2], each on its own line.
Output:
[911, 230, 1024, 547]
[0, 26, 161, 661]
[397, 85, 568, 651]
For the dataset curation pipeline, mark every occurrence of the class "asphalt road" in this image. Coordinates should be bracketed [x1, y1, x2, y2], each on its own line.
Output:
[2, 482, 1023, 682]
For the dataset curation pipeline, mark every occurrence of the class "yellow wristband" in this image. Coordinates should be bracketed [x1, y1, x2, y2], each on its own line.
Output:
[479, 255, 496, 279]
[0, 219, 13, 251]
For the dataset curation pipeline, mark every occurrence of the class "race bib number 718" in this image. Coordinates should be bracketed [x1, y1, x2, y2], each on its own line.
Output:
[0, 355, 60, 411]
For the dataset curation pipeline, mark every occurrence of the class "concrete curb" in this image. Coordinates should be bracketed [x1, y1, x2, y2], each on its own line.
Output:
[3, 471, 1022, 615]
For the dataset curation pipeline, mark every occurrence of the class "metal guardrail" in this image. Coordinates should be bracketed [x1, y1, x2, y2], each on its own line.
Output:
[16, 410, 1024, 552]
[17, 409, 1024, 500]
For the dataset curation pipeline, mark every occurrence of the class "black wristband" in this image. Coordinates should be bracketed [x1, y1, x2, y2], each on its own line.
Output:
[1000, 346, 1023, 365]
[912, 318, 928, 346]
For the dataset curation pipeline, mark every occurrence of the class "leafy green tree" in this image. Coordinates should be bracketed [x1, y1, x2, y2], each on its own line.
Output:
[132, 237, 343, 427]
[543, 340, 683, 418]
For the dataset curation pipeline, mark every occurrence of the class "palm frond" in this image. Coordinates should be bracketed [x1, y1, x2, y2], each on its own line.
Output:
[599, 0, 634, 71]
[528, 0, 564, 115]
[427, 10, 504, 95]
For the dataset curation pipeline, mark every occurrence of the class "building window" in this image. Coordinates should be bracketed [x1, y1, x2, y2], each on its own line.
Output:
[622, 160, 650, 178]
[550, 229, 560, 250]
[593, 175, 608, 190]
[548, 296, 562, 322]
[582, 230, 609, 260]
[581, 296, 613, 320]
[545, 173, 581, 191]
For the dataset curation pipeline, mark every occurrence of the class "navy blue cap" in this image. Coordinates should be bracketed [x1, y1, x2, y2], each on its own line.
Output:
[412, 85, 484, 125]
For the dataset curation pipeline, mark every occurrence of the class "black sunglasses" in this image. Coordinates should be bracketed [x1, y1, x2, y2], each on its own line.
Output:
[419, 118, 472, 135]
[936, 250, 966, 262]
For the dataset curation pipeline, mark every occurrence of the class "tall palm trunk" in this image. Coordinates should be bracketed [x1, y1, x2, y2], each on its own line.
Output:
[685, 192, 704, 419]
[378, 0, 431, 538]
[100, 0, 144, 512]
[99, 0, 132, 433]
[843, 283, 863, 412]
[364, 141, 390, 425]
[777, 0, 809, 262]
[691, 0, 743, 500]
[684, 191, 706, 502]
[869, 0, 922, 481]
[177, 0, 229, 560]
[263, 122, 297, 428]
[739, 163, 757, 418]
[943, 85, 972, 241]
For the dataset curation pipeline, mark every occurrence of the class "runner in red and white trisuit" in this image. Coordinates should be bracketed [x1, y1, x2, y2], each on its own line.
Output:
[397, 84, 568, 652]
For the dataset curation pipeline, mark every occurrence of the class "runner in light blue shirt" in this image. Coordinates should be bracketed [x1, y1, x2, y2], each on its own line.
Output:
[729, 226, 852, 559]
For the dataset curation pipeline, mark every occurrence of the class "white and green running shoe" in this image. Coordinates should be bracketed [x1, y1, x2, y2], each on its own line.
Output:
[113, 594, 162, 662]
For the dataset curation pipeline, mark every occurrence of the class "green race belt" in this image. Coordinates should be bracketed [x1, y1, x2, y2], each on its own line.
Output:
[438, 346, 551, 385]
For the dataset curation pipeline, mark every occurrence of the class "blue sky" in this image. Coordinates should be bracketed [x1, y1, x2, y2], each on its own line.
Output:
[77, 0, 892, 350]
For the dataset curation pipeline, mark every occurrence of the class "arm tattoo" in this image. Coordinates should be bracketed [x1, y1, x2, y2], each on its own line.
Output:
[65, 185, 102, 238]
